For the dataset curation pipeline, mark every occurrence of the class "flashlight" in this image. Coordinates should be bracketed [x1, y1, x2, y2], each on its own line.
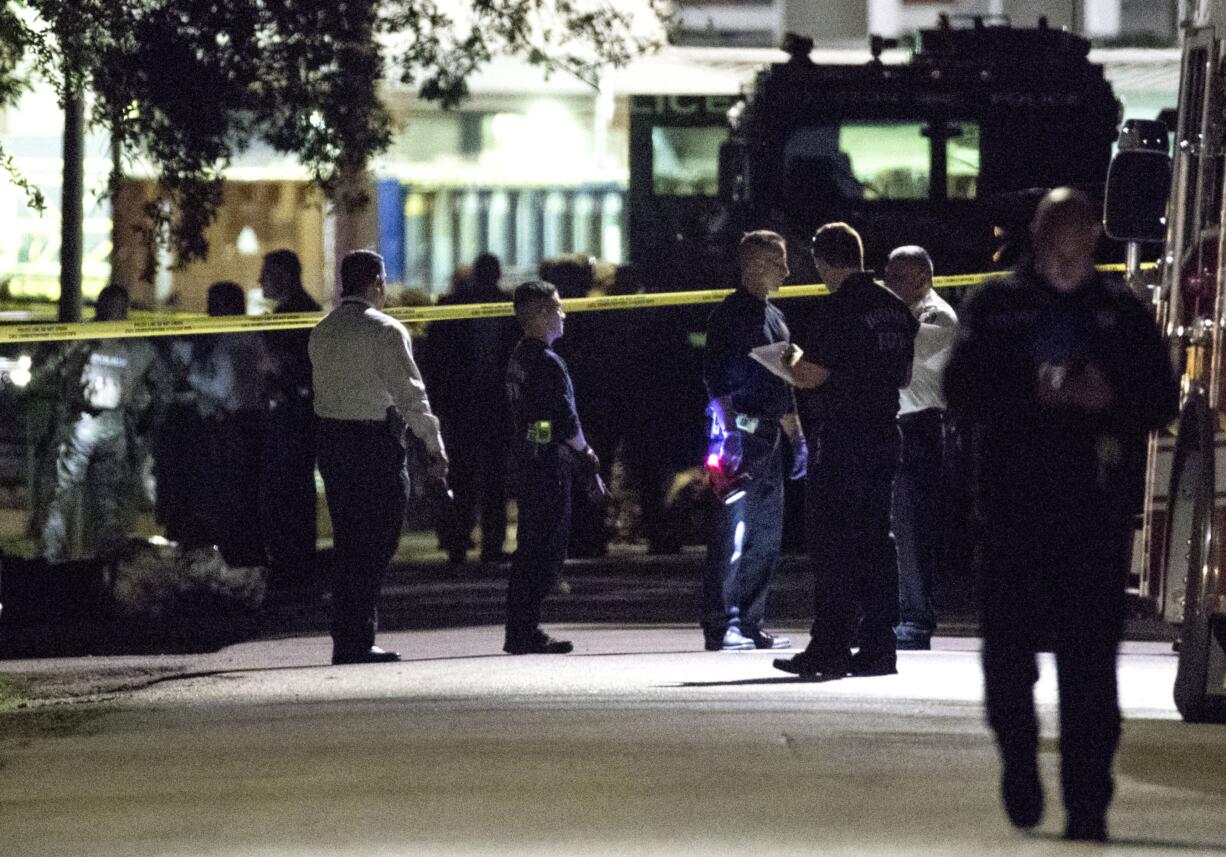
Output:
[705, 406, 749, 505]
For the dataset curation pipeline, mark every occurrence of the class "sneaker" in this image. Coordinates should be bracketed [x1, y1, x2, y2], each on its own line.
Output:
[849, 650, 898, 676]
[704, 627, 756, 651]
[503, 631, 573, 655]
[1001, 759, 1044, 830]
[744, 629, 792, 649]
[1064, 815, 1107, 843]
[772, 652, 850, 679]
[895, 634, 931, 651]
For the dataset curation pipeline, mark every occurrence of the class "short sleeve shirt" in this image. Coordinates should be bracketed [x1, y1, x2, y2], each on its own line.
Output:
[796, 272, 919, 434]
[703, 289, 793, 419]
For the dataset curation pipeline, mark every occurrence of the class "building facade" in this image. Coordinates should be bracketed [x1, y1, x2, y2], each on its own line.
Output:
[673, 0, 1183, 47]
[0, 2, 1184, 311]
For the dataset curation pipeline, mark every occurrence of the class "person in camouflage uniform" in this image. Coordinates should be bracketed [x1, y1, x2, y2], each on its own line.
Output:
[36, 285, 165, 562]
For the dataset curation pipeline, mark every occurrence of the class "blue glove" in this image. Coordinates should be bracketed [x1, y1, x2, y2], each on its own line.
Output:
[787, 433, 808, 481]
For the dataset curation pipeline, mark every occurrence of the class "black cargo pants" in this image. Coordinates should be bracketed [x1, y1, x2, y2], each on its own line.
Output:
[978, 510, 1130, 823]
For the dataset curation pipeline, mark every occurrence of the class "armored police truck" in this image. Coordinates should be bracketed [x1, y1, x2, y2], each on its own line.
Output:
[628, 16, 1122, 289]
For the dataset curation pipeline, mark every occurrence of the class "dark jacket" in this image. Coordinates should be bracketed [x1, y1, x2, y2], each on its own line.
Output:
[944, 269, 1178, 521]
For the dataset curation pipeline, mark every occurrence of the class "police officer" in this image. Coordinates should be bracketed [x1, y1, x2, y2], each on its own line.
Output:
[884, 246, 958, 650]
[503, 281, 598, 655]
[702, 230, 806, 651]
[429, 253, 514, 565]
[310, 250, 448, 665]
[38, 285, 163, 562]
[260, 249, 321, 589]
[773, 222, 918, 679]
[944, 189, 1177, 842]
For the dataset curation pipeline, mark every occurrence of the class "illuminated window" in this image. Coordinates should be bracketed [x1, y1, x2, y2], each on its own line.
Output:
[785, 121, 981, 201]
[840, 122, 930, 199]
[947, 123, 980, 200]
[651, 126, 725, 196]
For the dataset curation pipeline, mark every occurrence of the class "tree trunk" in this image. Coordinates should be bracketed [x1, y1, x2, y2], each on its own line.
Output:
[329, 0, 379, 304]
[59, 84, 85, 323]
[331, 167, 378, 304]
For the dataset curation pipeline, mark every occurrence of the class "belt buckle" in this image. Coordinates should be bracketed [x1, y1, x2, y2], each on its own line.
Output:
[735, 414, 760, 434]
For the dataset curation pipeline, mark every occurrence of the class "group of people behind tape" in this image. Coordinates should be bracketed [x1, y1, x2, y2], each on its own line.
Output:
[26, 251, 323, 585]
[26, 187, 1178, 841]
[24, 248, 685, 577]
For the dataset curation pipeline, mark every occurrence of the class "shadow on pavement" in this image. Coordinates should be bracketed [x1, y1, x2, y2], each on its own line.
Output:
[1027, 830, 1226, 853]
[673, 675, 846, 687]
[2, 544, 1174, 659]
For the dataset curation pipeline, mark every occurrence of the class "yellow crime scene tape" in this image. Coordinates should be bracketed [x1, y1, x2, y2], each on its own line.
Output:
[0, 263, 1158, 345]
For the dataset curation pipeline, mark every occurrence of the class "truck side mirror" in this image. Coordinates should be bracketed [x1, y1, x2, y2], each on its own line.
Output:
[1104, 119, 1171, 244]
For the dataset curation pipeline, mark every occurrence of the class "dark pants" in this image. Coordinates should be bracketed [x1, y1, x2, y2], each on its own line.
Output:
[317, 419, 408, 657]
[979, 512, 1128, 824]
[804, 427, 901, 660]
[262, 397, 318, 582]
[207, 410, 266, 567]
[440, 426, 508, 559]
[506, 448, 572, 641]
[892, 408, 945, 638]
[702, 428, 784, 637]
[153, 402, 198, 543]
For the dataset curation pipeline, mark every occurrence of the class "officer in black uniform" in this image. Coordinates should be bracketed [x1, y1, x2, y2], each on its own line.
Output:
[503, 280, 599, 655]
[773, 222, 918, 679]
[429, 253, 514, 565]
[702, 230, 806, 651]
[260, 249, 322, 590]
[944, 189, 1177, 842]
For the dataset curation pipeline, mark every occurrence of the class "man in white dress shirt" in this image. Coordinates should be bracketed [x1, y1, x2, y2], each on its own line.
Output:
[309, 250, 448, 665]
[884, 246, 958, 650]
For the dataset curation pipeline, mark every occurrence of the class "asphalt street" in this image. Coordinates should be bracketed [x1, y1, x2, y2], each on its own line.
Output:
[2, 625, 1225, 857]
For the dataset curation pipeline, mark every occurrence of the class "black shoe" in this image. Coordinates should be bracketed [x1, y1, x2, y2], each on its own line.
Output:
[744, 629, 792, 650]
[1001, 760, 1044, 830]
[480, 550, 510, 565]
[772, 653, 850, 679]
[704, 628, 756, 651]
[1064, 815, 1107, 843]
[849, 650, 898, 676]
[447, 548, 467, 566]
[894, 634, 931, 651]
[332, 646, 402, 665]
[504, 632, 573, 655]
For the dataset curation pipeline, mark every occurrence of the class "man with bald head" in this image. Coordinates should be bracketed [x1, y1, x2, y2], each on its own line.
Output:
[945, 188, 1177, 842]
[884, 246, 957, 651]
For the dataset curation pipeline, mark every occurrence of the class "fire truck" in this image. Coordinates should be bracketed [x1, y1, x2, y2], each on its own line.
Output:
[1133, 1, 1226, 723]
[628, 16, 1121, 288]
